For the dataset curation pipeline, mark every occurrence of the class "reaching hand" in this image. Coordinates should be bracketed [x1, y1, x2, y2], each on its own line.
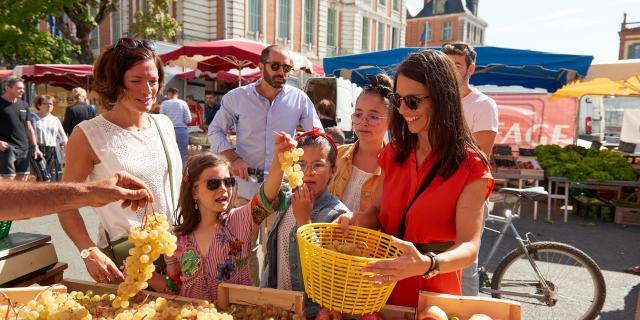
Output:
[334, 211, 358, 237]
[83, 249, 125, 283]
[292, 184, 314, 226]
[0, 140, 7, 151]
[273, 131, 297, 154]
[33, 146, 43, 159]
[362, 236, 430, 286]
[230, 157, 250, 180]
[88, 171, 154, 210]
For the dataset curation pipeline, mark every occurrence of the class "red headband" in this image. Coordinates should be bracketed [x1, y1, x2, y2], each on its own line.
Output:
[295, 127, 338, 155]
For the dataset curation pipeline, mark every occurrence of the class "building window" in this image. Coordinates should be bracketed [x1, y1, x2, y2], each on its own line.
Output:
[391, 27, 398, 48]
[377, 22, 384, 50]
[111, 10, 120, 45]
[393, 0, 399, 11]
[379, 0, 386, 6]
[426, 23, 432, 42]
[248, 0, 262, 35]
[278, 0, 290, 41]
[628, 44, 640, 59]
[90, 6, 99, 50]
[362, 17, 370, 51]
[434, 0, 445, 14]
[479, 29, 484, 44]
[304, 0, 315, 45]
[442, 21, 452, 41]
[327, 8, 336, 47]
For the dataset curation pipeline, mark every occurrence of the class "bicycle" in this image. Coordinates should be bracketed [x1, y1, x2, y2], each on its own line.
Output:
[478, 187, 606, 320]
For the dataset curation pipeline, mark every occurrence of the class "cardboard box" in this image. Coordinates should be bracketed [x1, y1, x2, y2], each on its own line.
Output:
[614, 206, 640, 226]
[417, 291, 521, 320]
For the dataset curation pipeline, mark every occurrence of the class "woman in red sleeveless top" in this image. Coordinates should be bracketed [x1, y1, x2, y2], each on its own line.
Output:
[337, 50, 493, 308]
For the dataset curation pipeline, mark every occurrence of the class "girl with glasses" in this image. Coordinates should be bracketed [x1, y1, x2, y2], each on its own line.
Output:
[329, 74, 392, 213]
[261, 128, 349, 318]
[337, 50, 493, 307]
[147, 133, 298, 300]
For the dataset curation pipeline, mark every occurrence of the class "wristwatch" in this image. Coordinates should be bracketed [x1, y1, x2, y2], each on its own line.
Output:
[80, 247, 97, 259]
[423, 252, 440, 278]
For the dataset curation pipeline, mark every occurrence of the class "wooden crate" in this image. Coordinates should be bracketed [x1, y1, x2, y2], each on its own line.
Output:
[615, 206, 640, 226]
[417, 291, 521, 320]
[61, 278, 203, 304]
[216, 283, 305, 319]
[0, 285, 67, 305]
[378, 304, 415, 320]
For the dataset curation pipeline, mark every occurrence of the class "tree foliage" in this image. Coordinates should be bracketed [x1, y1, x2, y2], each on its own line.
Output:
[0, 0, 79, 67]
[54, 0, 119, 64]
[130, 0, 179, 41]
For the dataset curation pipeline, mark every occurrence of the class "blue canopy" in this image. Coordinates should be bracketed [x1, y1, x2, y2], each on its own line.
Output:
[323, 46, 593, 92]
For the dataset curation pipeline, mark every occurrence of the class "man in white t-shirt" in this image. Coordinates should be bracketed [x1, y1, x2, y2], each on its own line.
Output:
[443, 42, 499, 296]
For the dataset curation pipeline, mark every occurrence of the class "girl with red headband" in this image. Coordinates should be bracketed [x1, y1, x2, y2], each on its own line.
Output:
[261, 128, 349, 318]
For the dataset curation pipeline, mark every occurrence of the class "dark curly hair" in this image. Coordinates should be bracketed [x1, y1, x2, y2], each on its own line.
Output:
[93, 43, 164, 110]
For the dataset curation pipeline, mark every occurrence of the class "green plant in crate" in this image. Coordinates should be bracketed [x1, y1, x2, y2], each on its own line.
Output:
[0, 221, 12, 240]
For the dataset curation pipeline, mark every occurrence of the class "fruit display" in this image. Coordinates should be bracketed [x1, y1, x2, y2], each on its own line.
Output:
[113, 212, 177, 309]
[535, 144, 636, 181]
[417, 305, 494, 320]
[0, 290, 232, 320]
[515, 161, 535, 169]
[226, 304, 299, 320]
[278, 147, 305, 189]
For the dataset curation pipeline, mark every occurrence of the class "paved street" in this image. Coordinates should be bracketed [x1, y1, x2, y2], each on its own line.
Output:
[10, 199, 640, 319]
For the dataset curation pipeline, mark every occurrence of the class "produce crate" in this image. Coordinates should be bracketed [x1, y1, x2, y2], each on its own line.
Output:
[0, 221, 11, 240]
[417, 291, 521, 320]
[516, 156, 544, 177]
[0, 285, 67, 305]
[216, 283, 305, 319]
[61, 278, 203, 304]
[572, 196, 615, 222]
[614, 206, 640, 226]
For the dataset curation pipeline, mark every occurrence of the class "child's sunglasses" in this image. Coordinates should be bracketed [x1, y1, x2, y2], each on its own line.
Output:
[205, 177, 236, 190]
[116, 37, 155, 51]
[263, 61, 293, 73]
[389, 93, 430, 110]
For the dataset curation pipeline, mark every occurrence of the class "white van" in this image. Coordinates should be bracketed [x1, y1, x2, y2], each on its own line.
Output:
[304, 77, 363, 141]
[577, 95, 640, 146]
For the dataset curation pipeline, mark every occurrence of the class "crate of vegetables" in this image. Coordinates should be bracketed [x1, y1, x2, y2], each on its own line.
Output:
[416, 291, 521, 320]
[572, 196, 615, 222]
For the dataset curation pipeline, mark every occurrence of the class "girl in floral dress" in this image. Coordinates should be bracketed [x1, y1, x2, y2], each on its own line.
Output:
[148, 132, 297, 301]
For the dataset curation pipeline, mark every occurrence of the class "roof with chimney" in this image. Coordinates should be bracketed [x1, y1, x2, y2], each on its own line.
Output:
[408, 0, 478, 19]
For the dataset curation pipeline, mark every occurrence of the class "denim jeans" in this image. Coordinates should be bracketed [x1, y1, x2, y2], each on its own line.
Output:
[462, 200, 489, 296]
[174, 127, 189, 165]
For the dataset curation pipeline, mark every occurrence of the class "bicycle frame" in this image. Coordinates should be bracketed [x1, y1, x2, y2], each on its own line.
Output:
[479, 195, 555, 302]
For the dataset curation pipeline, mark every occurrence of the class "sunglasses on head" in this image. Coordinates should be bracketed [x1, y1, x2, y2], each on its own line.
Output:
[116, 38, 155, 51]
[263, 61, 293, 73]
[389, 93, 430, 110]
[204, 177, 236, 190]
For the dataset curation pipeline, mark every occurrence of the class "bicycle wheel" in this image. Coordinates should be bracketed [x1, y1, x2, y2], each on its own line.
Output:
[490, 241, 605, 320]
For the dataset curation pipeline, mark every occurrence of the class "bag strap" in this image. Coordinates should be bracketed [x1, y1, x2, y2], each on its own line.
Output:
[150, 115, 176, 217]
[396, 159, 441, 239]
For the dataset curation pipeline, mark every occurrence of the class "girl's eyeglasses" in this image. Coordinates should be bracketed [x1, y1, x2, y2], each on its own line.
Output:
[204, 177, 236, 190]
[263, 61, 293, 73]
[116, 38, 155, 51]
[389, 93, 430, 110]
[296, 161, 328, 173]
[351, 112, 387, 125]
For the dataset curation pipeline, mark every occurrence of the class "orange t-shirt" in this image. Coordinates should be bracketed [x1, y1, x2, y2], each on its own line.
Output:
[378, 143, 493, 307]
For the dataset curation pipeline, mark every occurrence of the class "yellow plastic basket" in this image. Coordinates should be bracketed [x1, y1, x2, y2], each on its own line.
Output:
[297, 223, 403, 315]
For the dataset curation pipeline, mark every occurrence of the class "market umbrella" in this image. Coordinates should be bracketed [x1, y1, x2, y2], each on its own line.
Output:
[12, 64, 93, 90]
[552, 76, 640, 99]
[0, 69, 12, 82]
[584, 59, 640, 81]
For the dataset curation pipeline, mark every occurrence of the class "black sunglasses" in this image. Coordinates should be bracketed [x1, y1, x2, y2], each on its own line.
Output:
[263, 61, 293, 73]
[116, 38, 155, 51]
[389, 93, 430, 110]
[442, 42, 469, 51]
[205, 177, 236, 190]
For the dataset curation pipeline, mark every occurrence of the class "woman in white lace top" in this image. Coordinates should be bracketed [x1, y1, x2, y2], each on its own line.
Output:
[328, 74, 393, 212]
[58, 38, 181, 284]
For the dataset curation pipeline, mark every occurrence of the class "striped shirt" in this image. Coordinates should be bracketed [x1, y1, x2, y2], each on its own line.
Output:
[160, 98, 191, 128]
[31, 113, 67, 147]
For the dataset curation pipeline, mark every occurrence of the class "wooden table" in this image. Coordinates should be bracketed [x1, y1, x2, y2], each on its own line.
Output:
[547, 177, 640, 222]
[3, 262, 68, 287]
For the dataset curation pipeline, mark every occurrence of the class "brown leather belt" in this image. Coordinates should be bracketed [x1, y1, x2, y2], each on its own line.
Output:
[413, 241, 455, 254]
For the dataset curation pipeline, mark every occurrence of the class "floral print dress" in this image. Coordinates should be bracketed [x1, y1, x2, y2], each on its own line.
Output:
[165, 187, 282, 301]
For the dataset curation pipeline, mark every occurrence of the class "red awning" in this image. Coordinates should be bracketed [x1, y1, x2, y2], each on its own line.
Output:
[13, 64, 93, 90]
[0, 70, 12, 82]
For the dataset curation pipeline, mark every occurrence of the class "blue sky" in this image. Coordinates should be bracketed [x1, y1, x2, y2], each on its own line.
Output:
[406, 0, 640, 62]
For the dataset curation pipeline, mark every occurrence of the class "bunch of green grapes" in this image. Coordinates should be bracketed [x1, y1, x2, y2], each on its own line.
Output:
[111, 297, 232, 320]
[227, 304, 300, 320]
[278, 147, 305, 188]
[112, 213, 177, 309]
[14, 290, 91, 320]
[325, 240, 367, 257]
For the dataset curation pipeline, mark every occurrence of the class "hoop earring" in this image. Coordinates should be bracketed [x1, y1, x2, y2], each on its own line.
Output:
[195, 202, 199, 210]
